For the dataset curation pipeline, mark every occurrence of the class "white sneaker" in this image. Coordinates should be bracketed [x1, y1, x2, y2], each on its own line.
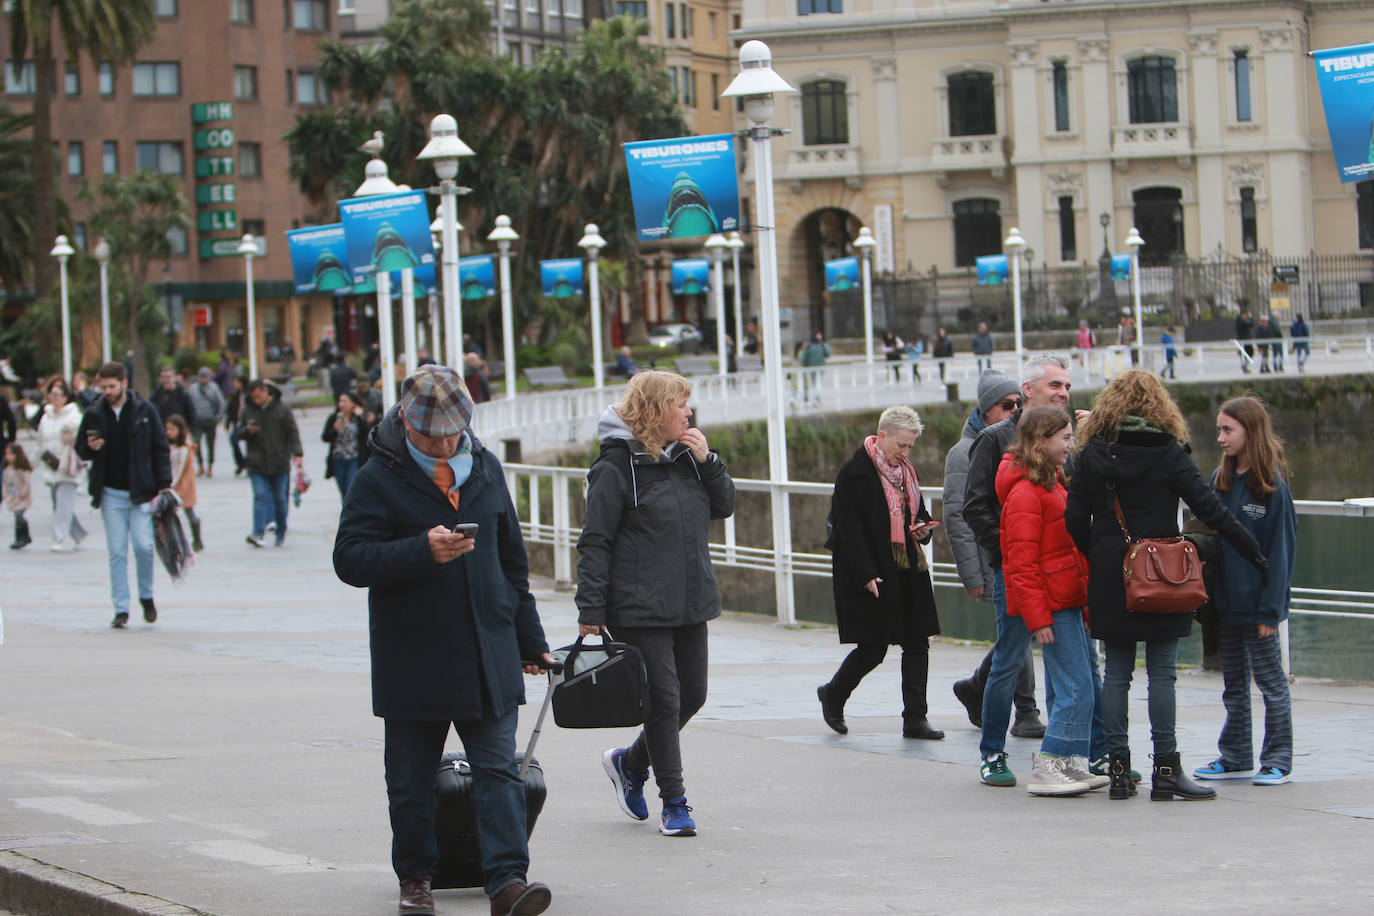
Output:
[1026, 753, 1091, 797]
[1065, 755, 1110, 790]
[50, 539, 73, 553]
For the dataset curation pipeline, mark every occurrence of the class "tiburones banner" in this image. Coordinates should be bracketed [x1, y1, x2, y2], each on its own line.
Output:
[824, 256, 859, 292]
[460, 255, 496, 300]
[1312, 43, 1374, 183]
[540, 259, 584, 298]
[338, 190, 436, 283]
[671, 259, 710, 295]
[286, 224, 351, 295]
[623, 134, 740, 242]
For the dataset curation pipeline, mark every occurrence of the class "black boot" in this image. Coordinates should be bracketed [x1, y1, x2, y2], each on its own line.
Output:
[190, 516, 204, 552]
[816, 684, 847, 735]
[10, 513, 31, 549]
[1109, 753, 1135, 800]
[1150, 752, 1216, 801]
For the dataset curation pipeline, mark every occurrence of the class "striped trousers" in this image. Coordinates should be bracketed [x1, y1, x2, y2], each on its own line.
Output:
[1217, 622, 1293, 773]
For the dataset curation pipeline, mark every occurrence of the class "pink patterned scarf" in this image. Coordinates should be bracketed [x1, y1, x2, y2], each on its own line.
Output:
[864, 434, 923, 569]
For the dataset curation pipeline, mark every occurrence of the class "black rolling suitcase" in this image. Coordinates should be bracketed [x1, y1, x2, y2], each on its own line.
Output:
[432, 664, 559, 890]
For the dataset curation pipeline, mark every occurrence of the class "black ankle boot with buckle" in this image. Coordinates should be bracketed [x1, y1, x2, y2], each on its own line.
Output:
[1109, 752, 1135, 800]
[1150, 751, 1216, 801]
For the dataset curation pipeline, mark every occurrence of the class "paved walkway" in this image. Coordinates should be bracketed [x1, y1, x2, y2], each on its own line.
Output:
[2, 418, 1373, 915]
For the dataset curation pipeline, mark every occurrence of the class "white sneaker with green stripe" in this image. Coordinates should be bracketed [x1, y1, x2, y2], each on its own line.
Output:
[980, 752, 1016, 787]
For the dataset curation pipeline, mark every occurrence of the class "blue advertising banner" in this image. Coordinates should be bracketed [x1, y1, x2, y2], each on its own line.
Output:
[671, 259, 710, 295]
[976, 255, 1008, 285]
[459, 255, 496, 300]
[540, 258, 584, 298]
[337, 190, 436, 283]
[623, 133, 740, 242]
[1111, 254, 1132, 281]
[285, 225, 351, 294]
[1312, 43, 1374, 183]
[825, 256, 859, 292]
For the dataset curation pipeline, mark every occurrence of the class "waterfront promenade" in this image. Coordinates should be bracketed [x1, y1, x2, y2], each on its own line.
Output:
[2, 417, 1373, 915]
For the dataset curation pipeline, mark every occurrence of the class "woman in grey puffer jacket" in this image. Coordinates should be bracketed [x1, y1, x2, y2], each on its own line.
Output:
[575, 370, 735, 838]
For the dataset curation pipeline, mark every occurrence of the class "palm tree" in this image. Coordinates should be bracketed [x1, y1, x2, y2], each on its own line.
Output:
[6, 0, 156, 299]
[0, 105, 36, 296]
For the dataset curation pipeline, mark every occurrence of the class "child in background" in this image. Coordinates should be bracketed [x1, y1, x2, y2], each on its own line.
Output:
[1196, 395, 1297, 786]
[165, 415, 204, 552]
[1160, 327, 1179, 380]
[4, 442, 33, 549]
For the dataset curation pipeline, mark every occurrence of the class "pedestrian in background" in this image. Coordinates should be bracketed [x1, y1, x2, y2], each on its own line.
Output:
[328, 359, 357, 400]
[224, 376, 247, 476]
[905, 335, 924, 383]
[1289, 314, 1311, 373]
[578, 370, 736, 838]
[36, 378, 88, 552]
[818, 405, 944, 742]
[1197, 396, 1297, 787]
[356, 373, 383, 423]
[1076, 320, 1096, 369]
[188, 368, 226, 477]
[971, 322, 994, 373]
[4, 442, 32, 549]
[1066, 370, 1267, 801]
[322, 390, 372, 498]
[150, 366, 196, 429]
[799, 329, 831, 404]
[238, 379, 303, 548]
[164, 414, 204, 552]
[932, 326, 954, 381]
[1160, 326, 1179, 380]
[75, 362, 172, 629]
[882, 330, 905, 381]
[72, 371, 100, 410]
[1259, 315, 1284, 373]
[463, 352, 492, 404]
[1235, 309, 1255, 372]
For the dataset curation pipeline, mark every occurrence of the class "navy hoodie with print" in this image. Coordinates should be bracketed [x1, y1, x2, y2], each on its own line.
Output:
[1211, 470, 1297, 627]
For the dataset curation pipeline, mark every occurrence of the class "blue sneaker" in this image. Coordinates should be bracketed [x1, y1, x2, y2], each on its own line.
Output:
[1252, 766, 1292, 786]
[659, 797, 696, 837]
[601, 748, 648, 820]
[1193, 759, 1254, 780]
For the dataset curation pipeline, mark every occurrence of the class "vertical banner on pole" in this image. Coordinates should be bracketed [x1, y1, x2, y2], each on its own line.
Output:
[976, 255, 1009, 285]
[623, 134, 741, 241]
[285, 225, 351, 294]
[1111, 254, 1132, 281]
[337, 191, 436, 283]
[670, 259, 711, 295]
[459, 255, 496, 299]
[1311, 43, 1374, 182]
[540, 259, 584, 298]
[824, 256, 859, 292]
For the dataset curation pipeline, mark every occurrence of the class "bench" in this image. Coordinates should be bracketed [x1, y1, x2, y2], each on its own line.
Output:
[674, 356, 716, 376]
[523, 366, 573, 388]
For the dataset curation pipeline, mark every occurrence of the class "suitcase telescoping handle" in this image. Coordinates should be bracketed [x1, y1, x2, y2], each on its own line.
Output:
[518, 659, 564, 780]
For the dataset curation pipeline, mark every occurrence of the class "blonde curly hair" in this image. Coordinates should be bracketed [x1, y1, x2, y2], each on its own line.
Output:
[1076, 369, 1189, 445]
[615, 370, 692, 459]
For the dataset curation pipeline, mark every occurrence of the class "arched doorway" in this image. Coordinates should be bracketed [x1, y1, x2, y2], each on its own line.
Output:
[797, 207, 861, 336]
[1132, 187, 1185, 265]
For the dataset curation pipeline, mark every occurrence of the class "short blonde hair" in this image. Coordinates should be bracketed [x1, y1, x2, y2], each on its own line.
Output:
[615, 370, 693, 459]
[877, 405, 924, 437]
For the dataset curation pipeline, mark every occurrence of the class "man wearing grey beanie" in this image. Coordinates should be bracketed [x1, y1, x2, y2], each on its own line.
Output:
[943, 371, 1044, 737]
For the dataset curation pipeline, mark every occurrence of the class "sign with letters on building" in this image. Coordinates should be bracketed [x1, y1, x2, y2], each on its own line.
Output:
[192, 101, 241, 258]
[1311, 43, 1374, 182]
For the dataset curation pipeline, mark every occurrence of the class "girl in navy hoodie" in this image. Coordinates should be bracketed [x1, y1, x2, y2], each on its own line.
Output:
[1196, 396, 1297, 786]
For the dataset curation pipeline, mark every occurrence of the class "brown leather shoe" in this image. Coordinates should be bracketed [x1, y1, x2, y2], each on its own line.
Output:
[398, 876, 435, 915]
[490, 880, 552, 916]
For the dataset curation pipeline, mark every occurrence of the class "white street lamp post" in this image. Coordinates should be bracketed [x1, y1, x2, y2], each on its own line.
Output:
[722, 39, 797, 626]
[1004, 227, 1027, 375]
[488, 215, 520, 400]
[50, 236, 75, 380]
[578, 223, 607, 391]
[354, 157, 401, 408]
[727, 231, 745, 357]
[236, 234, 260, 380]
[853, 227, 876, 384]
[417, 114, 475, 371]
[94, 238, 112, 365]
[1125, 227, 1146, 367]
[704, 233, 729, 379]
[428, 231, 443, 366]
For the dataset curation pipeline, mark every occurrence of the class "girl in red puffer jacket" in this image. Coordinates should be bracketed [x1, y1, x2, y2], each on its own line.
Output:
[996, 407, 1104, 797]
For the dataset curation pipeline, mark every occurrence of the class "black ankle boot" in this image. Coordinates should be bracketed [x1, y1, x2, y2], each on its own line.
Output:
[10, 515, 31, 549]
[190, 517, 204, 552]
[817, 684, 847, 735]
[1150, 752, 1216, 801]
[1109, 753, 1135, 800]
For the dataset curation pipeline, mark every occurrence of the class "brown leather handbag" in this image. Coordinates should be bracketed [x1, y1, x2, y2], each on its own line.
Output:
[1111, 491, 1208, 615]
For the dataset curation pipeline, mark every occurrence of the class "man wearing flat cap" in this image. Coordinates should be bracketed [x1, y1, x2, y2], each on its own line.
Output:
[333, 365, 556, 916]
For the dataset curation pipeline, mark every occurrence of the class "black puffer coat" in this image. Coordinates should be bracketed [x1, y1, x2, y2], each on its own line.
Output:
[1065, 426, 1265, 642]
[830, 446, 940, 645]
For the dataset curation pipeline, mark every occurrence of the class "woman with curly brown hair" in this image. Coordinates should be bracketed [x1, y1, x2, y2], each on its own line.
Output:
[1066, 370, 1268, 801]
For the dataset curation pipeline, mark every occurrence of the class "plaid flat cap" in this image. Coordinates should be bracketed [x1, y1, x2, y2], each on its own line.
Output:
[399, 365, 474, 438]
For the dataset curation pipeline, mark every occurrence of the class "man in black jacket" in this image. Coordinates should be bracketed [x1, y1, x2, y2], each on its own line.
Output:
[333, 366, 554, 916]
[238, 380, 303, 548]
[75, 362, 172, 629]
[149, 366, 197, 428]
[962, 355, 1072, 787]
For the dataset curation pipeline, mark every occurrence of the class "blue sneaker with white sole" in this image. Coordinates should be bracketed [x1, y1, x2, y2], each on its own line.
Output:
[660, 797, 696, 837]
[1252, 766, 1292, 786]
[601, 748, 649, 820]
[1193, 759, 1254, 780]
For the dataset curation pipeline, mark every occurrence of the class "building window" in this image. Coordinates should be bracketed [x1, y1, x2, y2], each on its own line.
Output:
[232, 0, 255, 23]
[798, 0, 842, 12]
[67, 141, 83, 177]
[1052, 60, 1069, 132]
[683, 68, 696, 107]
[285, 69, 293, 103]
[73, 223, 87, 251]
[234, 66, 258, 100]
[166, 225, 188, 255]
[948, 71, 995, 136]
[711, 72, 718, 110]
[5, 61, 35, 95]
[667, 66, 678, 102]
[1239, 187, 1258, 253]
[295, 70, 326, 105]
[155, 0, 177, 15]
[1127, 56, 1178, 124]
[801, 79, 847, 146]
[565, 0, 582, 16]
[135, 141, 184, 174]
[64, 61, 79, 95]
[103, 140, 118, 174]
[99, 61, 114, 95]
[239, 142, 262, 177]
[526, 0, 539, 12]
[1359, 181, 1374, 250]
[241, 219, 266, 239]
[680, 4, 689, 37]
[132, 62, 180, 96]
[708, 10, 715, 38]
[664, 2, 675, 39]
[1132, 186, 1185, 265]
[953, 198, 1002, 268]
[293, 0, 329, 29]
[1234, 50, 1252, 123]
[615, 1, 646, 15]
[1058, 196, 1076, 262]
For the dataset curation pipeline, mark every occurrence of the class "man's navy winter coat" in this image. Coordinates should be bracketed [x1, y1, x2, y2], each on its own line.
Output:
[333, 408, 548, 723]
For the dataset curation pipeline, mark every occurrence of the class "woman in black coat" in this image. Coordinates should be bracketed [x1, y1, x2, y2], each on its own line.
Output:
[1066, 370, 1266, 801]
[321, 390, 373, 497]
[818, 405, 943, 740]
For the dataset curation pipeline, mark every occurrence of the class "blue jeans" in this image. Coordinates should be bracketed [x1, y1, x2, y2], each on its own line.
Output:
[100, 487, 154, 615]
[1102, 638, 1178, 756]
[331, 456, 359, 498]
[384, 709, 528, 897]
[1038, 610, 1097, 758]
[249, 471, 289, 539]
[979, 570, 1032, 759]
[1217, 623, 1293, 773]
[227, 426, 245, 471]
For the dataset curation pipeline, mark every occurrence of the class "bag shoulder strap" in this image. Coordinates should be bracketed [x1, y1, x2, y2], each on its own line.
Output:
[1108, 485, 1133, 544]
